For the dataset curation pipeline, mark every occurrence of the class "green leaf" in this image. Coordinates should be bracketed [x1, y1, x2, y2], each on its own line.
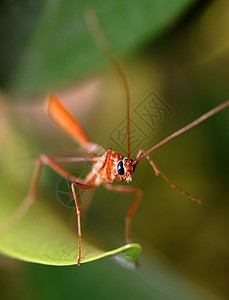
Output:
[0, 0, 197, 96]
[0, 193, 141, 266]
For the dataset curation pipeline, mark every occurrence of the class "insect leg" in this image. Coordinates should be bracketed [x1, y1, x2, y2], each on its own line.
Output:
[0, 154, 84, 234]
[1, 154, 95, 264]
[71, 181, 94, 265]
[135, 150, 201, 203]
[105, 183, 143, 244]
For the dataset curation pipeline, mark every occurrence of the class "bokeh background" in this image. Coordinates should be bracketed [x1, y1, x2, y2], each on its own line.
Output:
[0, 0, 229, 299]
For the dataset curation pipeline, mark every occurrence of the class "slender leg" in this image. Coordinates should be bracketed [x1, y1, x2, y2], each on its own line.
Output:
[0, 154, 94, 264]
[135, 150, 201, 204]
[0, 154, 82, 232]
[71, 181, 94, 265]
[105, 183, 143, 244]
[70, 148, 114, 263]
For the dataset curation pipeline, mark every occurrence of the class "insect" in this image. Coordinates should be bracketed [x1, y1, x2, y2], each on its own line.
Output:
[1, 10, 229, 265]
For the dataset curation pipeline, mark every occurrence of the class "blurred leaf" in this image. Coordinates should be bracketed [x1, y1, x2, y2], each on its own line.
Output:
[0, 0, 197, 96]
[24, 250, 221, 300]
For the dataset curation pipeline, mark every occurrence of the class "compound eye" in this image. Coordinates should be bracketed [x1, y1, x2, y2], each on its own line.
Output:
[117, 160, 124, 175]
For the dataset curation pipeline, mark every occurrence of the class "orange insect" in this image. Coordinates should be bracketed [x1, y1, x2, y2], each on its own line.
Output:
[1, 9, 229, 265]
[3, 95, 228, 266]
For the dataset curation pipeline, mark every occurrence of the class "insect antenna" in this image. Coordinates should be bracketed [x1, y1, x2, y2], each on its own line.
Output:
[85, 7, 131, 159]
[134, 99, 229, 164]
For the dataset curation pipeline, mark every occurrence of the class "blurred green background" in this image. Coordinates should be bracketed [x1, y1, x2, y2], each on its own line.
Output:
[0, 0, 229, 299]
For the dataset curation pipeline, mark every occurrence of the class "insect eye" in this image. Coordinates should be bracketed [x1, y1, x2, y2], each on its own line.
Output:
[117, 161, 124, 175]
